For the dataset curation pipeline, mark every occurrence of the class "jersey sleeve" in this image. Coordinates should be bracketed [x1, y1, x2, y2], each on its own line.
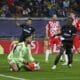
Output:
[7, 44, 25, 62]
[15, 45, 25, 62]
[57, 21, 61, 34]
[27, 45, 35, 62]
[7, 51, 13, 60]
[20, 24, 25, 28]
[57, 21, 61, 28]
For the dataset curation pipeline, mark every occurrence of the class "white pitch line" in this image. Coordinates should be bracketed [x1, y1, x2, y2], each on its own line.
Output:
[0, 74, 29, 80]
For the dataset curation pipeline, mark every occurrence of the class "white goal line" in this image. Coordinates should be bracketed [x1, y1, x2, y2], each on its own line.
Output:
[0, 74, 29, 80]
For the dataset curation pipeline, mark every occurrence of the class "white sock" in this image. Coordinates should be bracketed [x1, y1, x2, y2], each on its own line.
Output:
[60, 55, 63, 61]
[45, 49, 50, 61]
[63, 51, 68, 64]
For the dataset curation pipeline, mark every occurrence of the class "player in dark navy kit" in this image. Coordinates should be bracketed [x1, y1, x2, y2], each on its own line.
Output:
[16, 18, 35, 42]
[52, 17, 77, 69]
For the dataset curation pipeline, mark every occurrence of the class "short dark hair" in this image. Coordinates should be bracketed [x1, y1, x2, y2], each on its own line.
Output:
[23, 34, 31, 41]
[66, 17, 73, 24]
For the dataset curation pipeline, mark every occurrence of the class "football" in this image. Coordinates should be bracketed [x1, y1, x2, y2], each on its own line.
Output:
[33, 62, 40, 70]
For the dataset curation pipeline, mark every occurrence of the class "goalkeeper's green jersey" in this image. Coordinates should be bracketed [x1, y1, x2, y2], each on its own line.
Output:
[7, 42, 34, 63]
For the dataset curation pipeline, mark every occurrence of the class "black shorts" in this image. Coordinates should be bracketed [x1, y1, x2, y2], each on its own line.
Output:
[62, 40, 73, 49]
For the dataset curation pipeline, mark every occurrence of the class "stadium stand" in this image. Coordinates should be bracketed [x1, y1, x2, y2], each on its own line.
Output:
[0, 0, 80, 17]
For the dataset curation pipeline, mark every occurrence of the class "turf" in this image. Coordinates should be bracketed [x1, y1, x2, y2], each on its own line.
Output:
[0, 54, 80, 80]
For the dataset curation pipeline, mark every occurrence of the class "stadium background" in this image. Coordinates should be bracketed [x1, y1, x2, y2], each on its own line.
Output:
[0, 18, 66, 54]
[0, 0, 80, 54]
[0, 0, 80, 80]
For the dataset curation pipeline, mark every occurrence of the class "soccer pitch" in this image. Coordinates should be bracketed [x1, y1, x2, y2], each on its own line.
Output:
[0, 54, 80, 80]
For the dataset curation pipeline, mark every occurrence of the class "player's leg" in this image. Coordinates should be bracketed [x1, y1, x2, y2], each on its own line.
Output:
[66, 42, 73, 67]
[60, 55, 64, 62]
[56, 38, 68, 63]
[10, 63, 19, 72]
[62, 50, 68, 65]
[45, 47, 50, 62]
[45, 40, 51, 62]
[55, 38, 64, 62]
[52, 46, 64, 69]
[66, 49, 73, 68]
[52, 38, 61, 69]
[53, 38, 60, 54]
[8, 60, 20, 72]
[59, 40, 68, 65]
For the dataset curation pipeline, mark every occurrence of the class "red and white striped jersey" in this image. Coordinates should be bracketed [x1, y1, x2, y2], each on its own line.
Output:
[46, 20, 61, 38]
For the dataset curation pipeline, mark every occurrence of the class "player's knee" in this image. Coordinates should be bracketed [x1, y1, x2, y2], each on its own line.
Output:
[13, 67, 19, 72]
[11, 64, 19, 72]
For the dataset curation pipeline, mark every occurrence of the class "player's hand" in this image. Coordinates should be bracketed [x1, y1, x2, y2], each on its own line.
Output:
[16, 22, 20, 26]
[60, 36, 65, 40]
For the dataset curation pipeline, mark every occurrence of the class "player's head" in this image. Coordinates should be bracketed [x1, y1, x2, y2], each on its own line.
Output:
[24, 35, 32, 44]
[67, 17, 73, 25]
[26, 18, 32, 26]
[52, 14, 57, 20]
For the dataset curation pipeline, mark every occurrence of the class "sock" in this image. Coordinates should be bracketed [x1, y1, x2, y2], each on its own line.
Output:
[45, 49, 50, 61]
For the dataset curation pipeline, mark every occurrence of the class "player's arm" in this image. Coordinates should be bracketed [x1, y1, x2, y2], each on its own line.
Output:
[57, 22, 61, 34]
[31, 28, 36, 38]
[16, 21, 21, 27]
[53, 21, 61, 37]
[27, 45, 35, 62]
[53, 28, 62, 37]
[57, 21, 63, 36]
[15, 19, 23, 28]
[15, 45, 27, 63]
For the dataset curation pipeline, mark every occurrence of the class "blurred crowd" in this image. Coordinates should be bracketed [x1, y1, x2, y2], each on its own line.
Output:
[0, 0, 80, 17]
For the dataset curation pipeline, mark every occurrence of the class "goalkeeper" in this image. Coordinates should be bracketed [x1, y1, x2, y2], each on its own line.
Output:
[7, 35, 40, 72]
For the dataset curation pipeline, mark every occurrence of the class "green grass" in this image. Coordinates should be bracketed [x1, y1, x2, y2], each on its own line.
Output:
[0, 54, 80, 80]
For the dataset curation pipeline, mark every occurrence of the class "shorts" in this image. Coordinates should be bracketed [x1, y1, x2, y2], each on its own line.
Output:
[49, 37, 61, 48]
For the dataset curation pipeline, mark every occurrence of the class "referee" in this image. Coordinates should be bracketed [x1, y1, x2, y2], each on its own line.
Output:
[52, 17, 77, 69]
[16, 18, 35, 42]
